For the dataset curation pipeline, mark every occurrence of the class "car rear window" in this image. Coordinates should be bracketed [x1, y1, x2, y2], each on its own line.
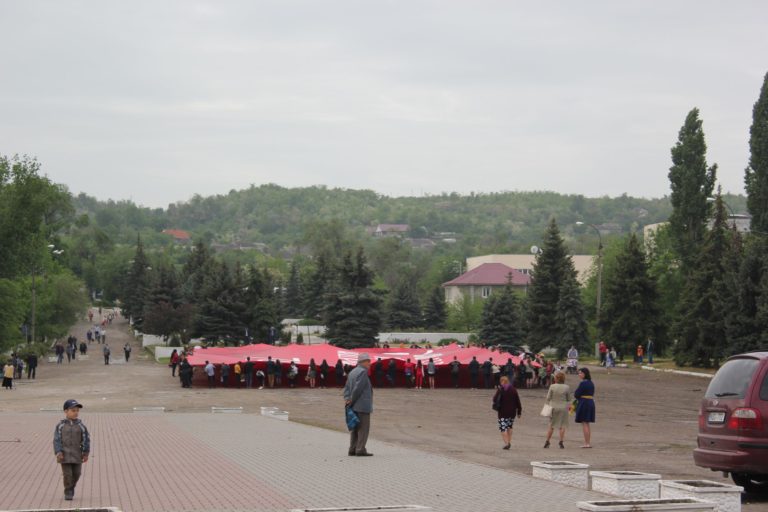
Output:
[760, 372, 768, 401]
[705, 358, 760, 399]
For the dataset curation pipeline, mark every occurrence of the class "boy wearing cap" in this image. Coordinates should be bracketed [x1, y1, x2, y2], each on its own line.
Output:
[53, 399, 90, 501]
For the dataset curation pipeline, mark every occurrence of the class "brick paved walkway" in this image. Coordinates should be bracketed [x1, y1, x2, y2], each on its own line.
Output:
[0, 412, 604, 511]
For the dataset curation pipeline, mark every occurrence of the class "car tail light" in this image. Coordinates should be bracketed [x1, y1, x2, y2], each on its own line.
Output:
[727, 408, 764, 431]
[698, 408, 705, 429]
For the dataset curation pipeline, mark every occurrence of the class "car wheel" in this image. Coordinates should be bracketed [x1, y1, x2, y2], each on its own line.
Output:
[731, 472, 768, 494]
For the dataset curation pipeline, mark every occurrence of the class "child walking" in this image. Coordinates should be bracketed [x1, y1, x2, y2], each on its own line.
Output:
[53, 399, 91, 501]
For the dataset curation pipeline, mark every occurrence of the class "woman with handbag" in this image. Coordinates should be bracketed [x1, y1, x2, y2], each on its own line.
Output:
[543, 371, 570, 448]
[493, 376, 522, 450]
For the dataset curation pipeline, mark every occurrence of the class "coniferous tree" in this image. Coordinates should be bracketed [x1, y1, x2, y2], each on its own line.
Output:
[142, 264, 194, 340]
[181, 241, 212, 304]
[599, 233, 660, 358]
[423, 286, 447, 330]
[284, 261, 303, 317]
[673, 194, 733, 367]
[385, 277, 422, 330]
[304, 253, 330, 320]
[745, 71, 768, 233]
[526, 219, 576, 350]
[668, 108, 717, 271]
[478, 278, 523, 345]
[245, 267, 279, 342]
[555, 272, 589, 358]
[729, 237, 766, 354]
[122, 235, 152, 328]
[194, 261, 246, 342]
[326, 248, 381, 348]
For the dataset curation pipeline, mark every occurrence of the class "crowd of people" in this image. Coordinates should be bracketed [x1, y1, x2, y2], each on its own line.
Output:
[2, 352, 39, 389]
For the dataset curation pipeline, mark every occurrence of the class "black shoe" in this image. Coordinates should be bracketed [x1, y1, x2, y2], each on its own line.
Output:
[503, 444, 511, 450]
[543, 441, 550, 448]
[356, 451, 373, 456]
[559, 441, 565, 449]
[64, 492, 73, 501]
[348, 451, 356, 456]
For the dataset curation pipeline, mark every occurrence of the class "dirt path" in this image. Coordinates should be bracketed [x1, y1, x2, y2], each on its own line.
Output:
[2, 313, 765, 510]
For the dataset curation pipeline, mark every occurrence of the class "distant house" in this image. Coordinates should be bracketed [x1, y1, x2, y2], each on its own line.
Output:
[442, 263, 531, 304]
[211, 242, 268, 253]
[372, 224, 410, 237]
[161, 229, 191, 244]
[405, 238, 436, 250]
[466, 254, 596, 285]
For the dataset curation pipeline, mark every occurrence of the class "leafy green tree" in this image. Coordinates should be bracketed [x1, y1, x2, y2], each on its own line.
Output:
[245, 267, 279, 342]
[0, 279, 26, 349]
[745, 72, 768, 233]
[673, 195, 734, 367]
[478, 279, 523, 345]
[32, 270, 88, 340]
[667, 108, 717, 271]
[423, 286, 447, 330]
[526, 218, 577, 350]
[446, 295, 483, 332]
[599, 233, 660, 357]
[326, 248, 382, 348]
[385, 276, 422, 330]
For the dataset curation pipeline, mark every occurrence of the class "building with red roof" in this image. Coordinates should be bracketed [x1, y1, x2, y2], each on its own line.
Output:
[442, 262, 530, 304]
[161, 229, 192, 243]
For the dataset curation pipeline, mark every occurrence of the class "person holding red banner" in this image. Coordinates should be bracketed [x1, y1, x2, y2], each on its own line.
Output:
[415, 360, 425, 390]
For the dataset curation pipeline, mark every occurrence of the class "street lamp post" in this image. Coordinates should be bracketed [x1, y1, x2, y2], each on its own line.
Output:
[31, 246, 63, 343]
[576, 222, 603, 344]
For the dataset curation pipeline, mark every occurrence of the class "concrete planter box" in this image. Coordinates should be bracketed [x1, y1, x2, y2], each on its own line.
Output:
[577, 498, 716, 512]
[530, 460, 589, 489]
[290, 507, 430, 512]
[660, 480, 743, 512]
[590, 471, 661, 499]
[211, 406, 243, 414]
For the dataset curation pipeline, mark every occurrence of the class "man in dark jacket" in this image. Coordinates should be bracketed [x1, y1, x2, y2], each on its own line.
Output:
[373, 358, 384, 387]
[344, 353, 374, 456]
[468, 356, 480, 389]
[54, 399, 90, 501]
[26, 354, 38, 379]
[482, 359, 493, 389]
[244, 357, 254, 388]
[450, 356, 461, 388]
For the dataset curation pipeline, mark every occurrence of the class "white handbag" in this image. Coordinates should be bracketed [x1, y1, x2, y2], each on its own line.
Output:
[540, 403, 553, 417]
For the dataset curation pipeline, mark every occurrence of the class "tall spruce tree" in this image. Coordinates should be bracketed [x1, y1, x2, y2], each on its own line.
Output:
[745, 71, 768, 233]
[122, 235, 152, 328]
[668, 108, 717, 271]
[526, 218, 576, 350]
[423, 286, 447, 330]
[245, 267, 279, 342]
[325, 247, 381, 348]
[193, 261, 246, 342]
[284, 261, 303, 317]
[555, 272, 589, 358]
[673, 194, 733, 367]
[729, 237, 766, 354]
[599, 233, 660, 358]
[478, 278, 523, 345]
[304, 254, 331, 320]
[142, 265, 194, 340]
[386, 276, 422, 330]
[181, 241, 212, 304]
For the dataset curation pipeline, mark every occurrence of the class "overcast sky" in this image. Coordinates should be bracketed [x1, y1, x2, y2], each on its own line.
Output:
[1, 1, 767, 208]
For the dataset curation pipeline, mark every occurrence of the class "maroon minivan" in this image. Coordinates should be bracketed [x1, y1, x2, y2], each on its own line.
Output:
[694, 351, 768, 492]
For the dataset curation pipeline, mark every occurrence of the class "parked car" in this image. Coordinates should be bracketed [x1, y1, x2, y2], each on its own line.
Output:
[694, 351, 768, 492]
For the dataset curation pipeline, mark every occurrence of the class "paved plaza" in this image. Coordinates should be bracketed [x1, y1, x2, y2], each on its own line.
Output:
[0, 411, 604, 512]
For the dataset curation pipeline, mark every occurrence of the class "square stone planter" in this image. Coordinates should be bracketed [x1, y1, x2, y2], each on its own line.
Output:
[660, 480, 743, 512]
[577, 498, 716, 512]
[530, 460, 589, 489]
[590, 471, 661, 499]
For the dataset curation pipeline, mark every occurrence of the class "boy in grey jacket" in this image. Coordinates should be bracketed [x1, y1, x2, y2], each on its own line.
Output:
[53, 399, 90, 501]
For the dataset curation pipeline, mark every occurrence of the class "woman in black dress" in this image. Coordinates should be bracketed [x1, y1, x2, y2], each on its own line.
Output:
[493, 376, 522, 449]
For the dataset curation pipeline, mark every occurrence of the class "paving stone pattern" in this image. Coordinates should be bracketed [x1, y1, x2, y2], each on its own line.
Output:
[0, 412, 604, 512]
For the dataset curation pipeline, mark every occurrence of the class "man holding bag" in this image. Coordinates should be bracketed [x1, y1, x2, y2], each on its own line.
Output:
[344, 353, 374, 456]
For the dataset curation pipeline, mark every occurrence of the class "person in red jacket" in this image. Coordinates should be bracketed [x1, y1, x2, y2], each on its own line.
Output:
[415, 360, 425, 390]
[493, 376, 522, 449]
[598, 341, 608, 366]
[169, 349, 180, 377]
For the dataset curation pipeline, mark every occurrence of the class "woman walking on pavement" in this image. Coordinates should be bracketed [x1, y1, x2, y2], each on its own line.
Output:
[170, 349, 180, 377]
[493, 376, 522, 450]
[543, 371, 571, 448]
[574, 367, 596, 448]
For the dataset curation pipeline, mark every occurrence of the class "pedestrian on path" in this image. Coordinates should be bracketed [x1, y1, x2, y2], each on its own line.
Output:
[344, 352, 374, 456]
[180, 357, 193, 388]
[54, 399, 90, 501]
[55, 343, 64, 364]
[170, 349, 180, 377]
[386, 358, 396, 387]
[307, 359, 317, 389]
[123, 342, 132, 363]
[543, 372, 570, 449]
[469, 356, 479, 389]
[334, 359, 344, 387]
[26, 353, 38, 379]
[574, 368, 596, 449]
[79, 342, 87, 356]
[220, 363, 230, 387]
[404, 358, 415, 388]
[450, 356, 461, 388]
[102, 344, 110, 365]
[288, 362, 298, 388]
[244, 357, 254, 389]
[415, 360, 424, 390]
[233, 361, 242, 387]
[274, 359, 283, 388]
[320, 359, 330, 388]
[3, 360, 15, 389]
[482, 358, 492, 389]
[493, 376, 522, 450]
